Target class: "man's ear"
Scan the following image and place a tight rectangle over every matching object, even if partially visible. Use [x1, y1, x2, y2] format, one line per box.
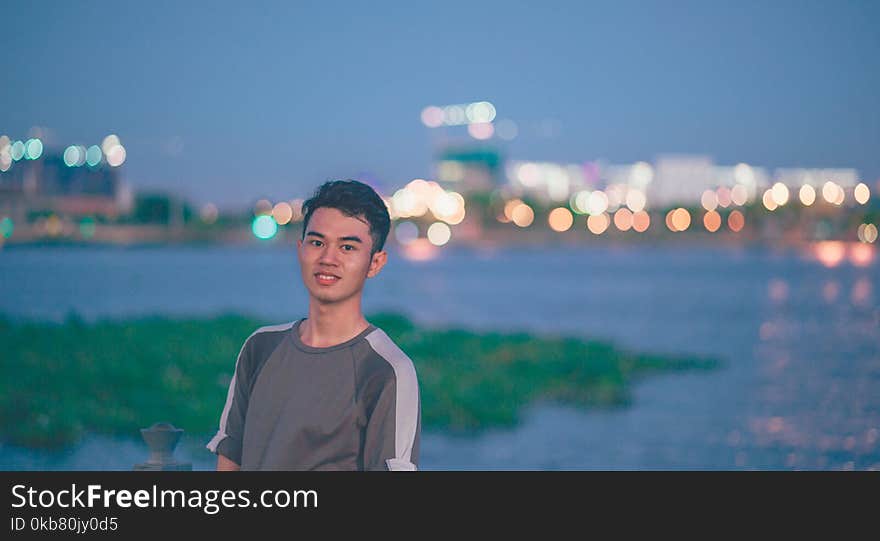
[367, 250, 387, 278]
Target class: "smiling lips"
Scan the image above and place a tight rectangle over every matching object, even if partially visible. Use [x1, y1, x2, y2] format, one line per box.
[315, 272, 340, 286]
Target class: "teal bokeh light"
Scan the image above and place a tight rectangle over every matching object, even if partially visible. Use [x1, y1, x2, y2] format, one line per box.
[24, 139, 43, 160]
[11, 141, 25, 161]
[63, 146, 80, 167]
[86, 145, 102, 166]
[79, 216, 96, 239]
[252, 215, 278, 240]
[0, 217, 13, 238]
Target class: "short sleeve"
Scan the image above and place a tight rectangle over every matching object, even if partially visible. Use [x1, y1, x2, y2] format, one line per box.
[363, 366, 421, 471]
[205, 337, 255, 466]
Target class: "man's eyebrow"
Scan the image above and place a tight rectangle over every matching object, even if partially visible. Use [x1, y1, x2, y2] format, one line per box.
[304, 231, 363, 243]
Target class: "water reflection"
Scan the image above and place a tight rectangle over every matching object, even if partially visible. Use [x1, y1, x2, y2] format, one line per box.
[851, 278, 872, 306]
[751, 266, 880, 469]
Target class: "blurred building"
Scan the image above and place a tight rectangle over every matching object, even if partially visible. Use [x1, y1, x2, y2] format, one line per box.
[434, 145, 504, 194]
[494, 151, 859, 209]
[0, 150, 132, 223]
[774, 168, 859, 189]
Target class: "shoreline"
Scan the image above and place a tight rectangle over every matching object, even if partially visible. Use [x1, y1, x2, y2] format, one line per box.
[0, 313, 718, 450]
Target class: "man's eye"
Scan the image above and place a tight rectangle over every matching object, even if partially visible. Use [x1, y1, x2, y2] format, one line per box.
[341, 245, 355, 251]
[310, 240, 323, 247]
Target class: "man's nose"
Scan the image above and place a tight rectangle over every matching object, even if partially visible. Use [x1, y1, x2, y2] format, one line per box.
[318, 246, 339, 265]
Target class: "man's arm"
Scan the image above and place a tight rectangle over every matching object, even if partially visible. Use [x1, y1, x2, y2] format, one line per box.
[206, 336, 255, 469]
[217, 454, 241, 471]
[363, 368, 421, 471]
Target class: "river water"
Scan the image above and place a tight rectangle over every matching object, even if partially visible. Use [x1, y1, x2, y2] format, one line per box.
[1, 243, 878, 469]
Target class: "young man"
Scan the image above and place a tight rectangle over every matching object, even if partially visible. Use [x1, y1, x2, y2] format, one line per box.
[207, 180, 421, 471]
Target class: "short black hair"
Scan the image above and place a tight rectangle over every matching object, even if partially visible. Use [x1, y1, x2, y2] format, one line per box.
[301, 180, 391, 254]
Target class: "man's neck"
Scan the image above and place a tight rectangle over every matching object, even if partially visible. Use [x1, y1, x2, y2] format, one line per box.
[300, 301, 369, 348]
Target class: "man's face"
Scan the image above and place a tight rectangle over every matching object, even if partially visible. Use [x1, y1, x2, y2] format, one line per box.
[296, 207, 387, 306]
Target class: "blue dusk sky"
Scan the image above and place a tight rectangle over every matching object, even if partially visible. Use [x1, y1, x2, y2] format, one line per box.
[3, 0, 878, 207]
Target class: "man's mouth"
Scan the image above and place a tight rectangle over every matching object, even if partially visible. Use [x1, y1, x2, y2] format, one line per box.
[314, 273, 340, 286]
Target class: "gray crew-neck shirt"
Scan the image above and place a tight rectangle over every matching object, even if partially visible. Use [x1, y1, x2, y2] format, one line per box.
[206, 319, 421, 471]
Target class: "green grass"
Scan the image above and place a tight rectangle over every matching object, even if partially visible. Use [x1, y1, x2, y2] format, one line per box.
[0, 313, 718, 448]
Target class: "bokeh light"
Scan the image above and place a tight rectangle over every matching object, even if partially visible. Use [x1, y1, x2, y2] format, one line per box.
[106, 144, 126, 167]
[701, 190, 718, 211]
[101, 134, 121, 155]
[401, 238, 436, 262]
[822, 181, 843, 205]
[762, 189, 778, 211]
[253, 199, 272, 216]
[548, 207, 574, 232]
[771, 182, 789, 206]
[799, 184, 816, 206]
[420, 106, 444, 128]
[511, 203, 535, 227]
[394, 221, 418, 245]
[813, 241, 846, 267]
[716, 186, 731, 208]
[613, 208, 633, 231]
[443, 105, 466, 125]
[503, 199, 523, 221]
[665, 209, 676, 231]
[605, 184, 625, 210]
[587, 191, 609, 215]
[631, 162, 654, 187]
[734, 163, 756, 187]
[200, 203, 219, 224]
[86, 145, 102, 167]
[1, 137, 12, 172]
[857, 223, 877, 243]
[252, 215, 278, 240]
[571, 190, 590, 214]
[465, 101, 496, 123]
[728, 210, 745, 232]
[431, 191, 457, 218]
[730, 184, 748, 206]
[440, 194, 466, 225]
[24, 138, 43, 160]
[63, 146, 82, 167]
[0, 217, 13, 238]
[45, 215, 62, 236]
[426, 222, 451, 246]
[438, 161, 464, 182]
[79, 217, 96, 239]
[467, 122, 494, 140]
[587, 213, 609, 234]
[632, 210, 650, 232]
[625, 189, 646, 212]
[289, 199, 305, 222]
[272, 202, 293, 225]
[849, 243, 874, 267]
[854, 182, 870, 205]
[11, 141, 25, 161]
[703, 210, 721, 232]
[667, 208, 690, 232]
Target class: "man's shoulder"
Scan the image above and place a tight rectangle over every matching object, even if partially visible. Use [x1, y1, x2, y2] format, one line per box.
[240, 320, 297, 359]
[361, 327, 418, 377]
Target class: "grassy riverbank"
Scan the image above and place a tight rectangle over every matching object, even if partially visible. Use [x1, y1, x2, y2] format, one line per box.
[0, 314, 718, 448]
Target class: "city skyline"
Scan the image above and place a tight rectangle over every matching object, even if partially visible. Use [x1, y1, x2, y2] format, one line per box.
[4, 0, 879, 208]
